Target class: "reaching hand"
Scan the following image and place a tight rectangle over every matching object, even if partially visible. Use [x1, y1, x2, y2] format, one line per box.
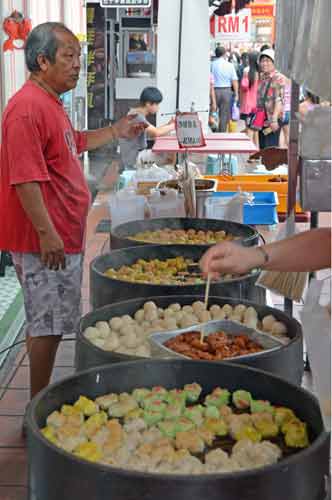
[167, 117, 176, 127]
[200, 242, 263, 278]
[39, 229, 66, 271]
[112, 115, 147, 140]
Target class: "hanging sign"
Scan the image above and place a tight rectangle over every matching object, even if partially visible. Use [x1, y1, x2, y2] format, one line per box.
[212, 9, 252, 42]
[100, 0, 151, 7]
[175, 112, 206, 148]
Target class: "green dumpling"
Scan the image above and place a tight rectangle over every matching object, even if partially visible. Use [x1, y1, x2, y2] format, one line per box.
[151, 386, 168, 400]
[232, 390, 252, 410]
[205, 388, 230, 408]
[158, 420, 178, 439]
[164, 404, 183, 420]
[175, 417, 195, 433]
[143, 410, 164, 427]
[183, 383, 202, 403]
[184, 405, 204, 426]
[141, 393, 165, 410]
[250, 399, 275, 415]
[204, 406, 220, 419]
[166, 389, 187, 408]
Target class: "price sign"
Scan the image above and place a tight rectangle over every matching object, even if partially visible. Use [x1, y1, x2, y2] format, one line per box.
[211, 9, 252, 42]
[175, 112, 206, 148]
[100, 0, 151, 7]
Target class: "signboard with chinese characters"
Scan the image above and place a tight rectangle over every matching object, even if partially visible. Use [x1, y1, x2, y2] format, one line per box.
[87, 3, 106, 129]
[175, 112, 206, 148]
[212, 9, 252, 42]
[250, 4, 274, 18]
[100, 0, 151, 7]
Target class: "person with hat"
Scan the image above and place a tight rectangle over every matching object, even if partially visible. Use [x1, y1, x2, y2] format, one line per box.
[257, 49, 285, 149]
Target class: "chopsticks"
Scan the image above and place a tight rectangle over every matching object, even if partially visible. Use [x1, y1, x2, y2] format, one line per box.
[200, 273, 212, 344]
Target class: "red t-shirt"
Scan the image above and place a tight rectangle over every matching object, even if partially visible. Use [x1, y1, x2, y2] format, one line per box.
[0, 80, 91, 254]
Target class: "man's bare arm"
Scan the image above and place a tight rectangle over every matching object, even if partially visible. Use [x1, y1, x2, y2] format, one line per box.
[15, 182, 65, 270]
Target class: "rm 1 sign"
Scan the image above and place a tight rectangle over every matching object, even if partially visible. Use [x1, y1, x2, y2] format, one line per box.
[211, 9, 252, 42]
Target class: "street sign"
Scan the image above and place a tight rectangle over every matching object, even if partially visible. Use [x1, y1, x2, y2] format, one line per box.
[175, 112, 206, 148]
[100, 0, 151, 7]
[212, 9, 252, 42]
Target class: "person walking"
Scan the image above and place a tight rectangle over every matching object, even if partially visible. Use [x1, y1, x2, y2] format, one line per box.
[240, 51, 259, 145]
[0, 22, 145, 410]
[257, 49, 285, 149]
[211, 46, 239, 132]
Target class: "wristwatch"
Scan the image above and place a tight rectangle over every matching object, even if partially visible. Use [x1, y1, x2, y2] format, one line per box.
[257, 246, 270, 265]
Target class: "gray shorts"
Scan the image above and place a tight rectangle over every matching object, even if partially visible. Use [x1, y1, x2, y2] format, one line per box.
[11, 253, 84, 338]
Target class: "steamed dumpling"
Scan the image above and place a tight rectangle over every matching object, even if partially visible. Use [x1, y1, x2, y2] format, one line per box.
[95, 322, 111, 338]
[262, 315, 277, 332]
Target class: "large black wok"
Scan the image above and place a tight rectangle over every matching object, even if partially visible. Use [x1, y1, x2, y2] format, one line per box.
[27, 360, 330, 500]
[110, 217, 261, 250]
[90, 245, 265, 309]
[76, 295, 304, 385]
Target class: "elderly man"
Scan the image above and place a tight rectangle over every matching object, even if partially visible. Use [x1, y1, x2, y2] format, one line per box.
[0, 22, 145, 405]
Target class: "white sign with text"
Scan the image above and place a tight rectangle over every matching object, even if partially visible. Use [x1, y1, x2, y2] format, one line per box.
[175, 112, 206, 148]
[214, 9, 252, 42]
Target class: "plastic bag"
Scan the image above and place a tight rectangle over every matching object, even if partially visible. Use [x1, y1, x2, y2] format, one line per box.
[131, 164, 173, 185]
[300, 278, 331, 430]
[231, 102, 240, 122]
[109, 189, 146, 228]
[148, 189, 185, 219]
[223, 191, 254, 224]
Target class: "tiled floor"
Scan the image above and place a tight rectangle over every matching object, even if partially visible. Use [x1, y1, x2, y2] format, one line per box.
[0, 157, 330, 499]
[0, 266, 25, 368]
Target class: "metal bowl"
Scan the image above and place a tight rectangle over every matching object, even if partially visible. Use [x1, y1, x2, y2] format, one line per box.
[27, 360, 330, 500]
[150, 320, 284, 360]
[90, 245, 265, 310]
[110, 217, 260, 251]
[157, 179, 217, 218]
[76, 295, 304, 385]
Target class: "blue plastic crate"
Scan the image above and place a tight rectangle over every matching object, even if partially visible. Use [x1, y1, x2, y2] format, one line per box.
[210, 191, 279, 225]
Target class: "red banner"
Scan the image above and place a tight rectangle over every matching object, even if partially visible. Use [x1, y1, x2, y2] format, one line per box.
[250, 4, 274, 17]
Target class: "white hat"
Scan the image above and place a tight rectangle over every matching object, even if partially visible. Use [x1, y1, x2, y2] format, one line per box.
[259, 49, 275, 63]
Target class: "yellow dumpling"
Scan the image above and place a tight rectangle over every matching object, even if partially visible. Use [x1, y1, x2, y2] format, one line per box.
[74, 396, 99, 416]
[74, 442, 103, 463]
[41, 426, 58, 445]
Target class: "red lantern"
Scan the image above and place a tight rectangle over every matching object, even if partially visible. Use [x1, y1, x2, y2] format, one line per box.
[3, 10, 32, 52]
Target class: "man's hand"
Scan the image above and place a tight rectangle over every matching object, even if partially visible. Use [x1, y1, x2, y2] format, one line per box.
[200, 242, 264, 279]
[112, 115, 147, 140]
[39, 229, 66, 271]
[167, 117, 175, 126]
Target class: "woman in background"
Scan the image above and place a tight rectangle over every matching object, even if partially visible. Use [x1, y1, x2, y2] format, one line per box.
[240, 51, 259, 145]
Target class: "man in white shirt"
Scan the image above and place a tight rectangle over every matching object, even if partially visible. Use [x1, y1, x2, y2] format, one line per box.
[211, 46, 239, 132]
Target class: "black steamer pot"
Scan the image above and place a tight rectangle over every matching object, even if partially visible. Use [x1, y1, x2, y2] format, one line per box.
[90, 245, 265, 310]
[76, 295, 304, 385]
[110, 217, 261, 250]
[27, 360, 330, 500]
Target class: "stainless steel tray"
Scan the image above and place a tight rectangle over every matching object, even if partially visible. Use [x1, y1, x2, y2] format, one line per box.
[149, 320, 284, 361]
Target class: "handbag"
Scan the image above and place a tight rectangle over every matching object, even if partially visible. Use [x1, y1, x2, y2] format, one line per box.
[248, 79, 272, 131]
